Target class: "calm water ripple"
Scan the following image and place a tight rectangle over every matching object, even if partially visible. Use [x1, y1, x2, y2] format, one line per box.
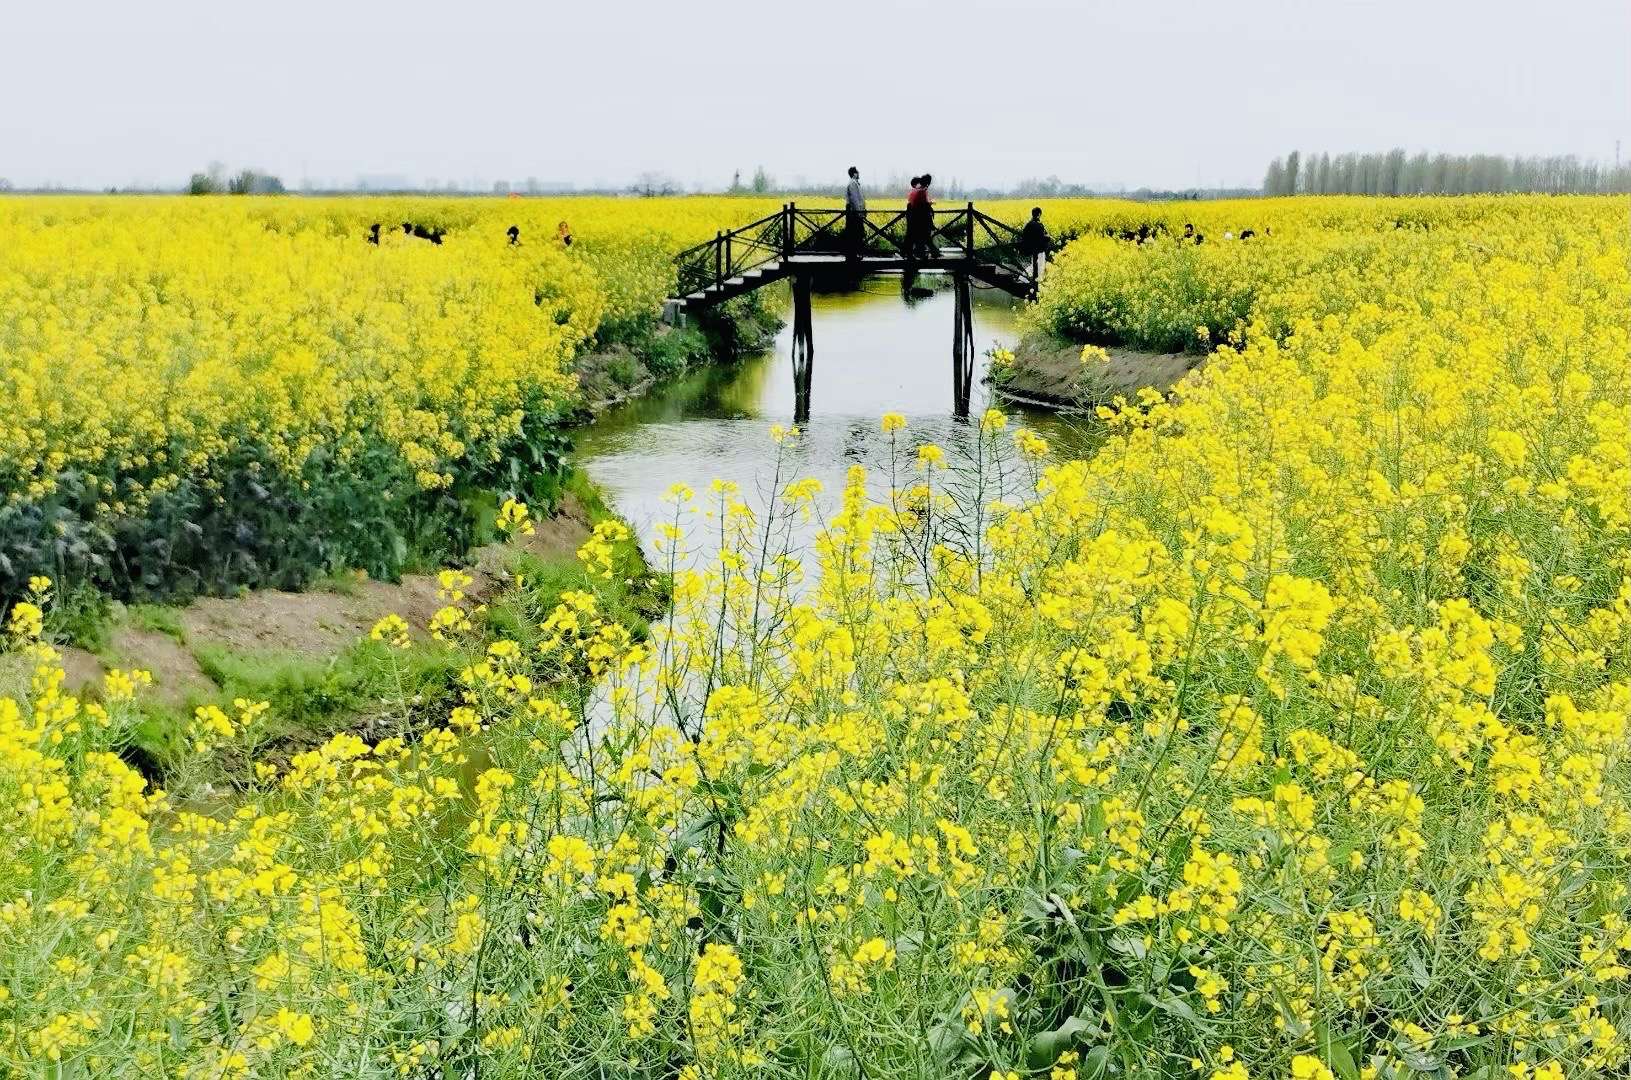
[576, 280, 1100, 559]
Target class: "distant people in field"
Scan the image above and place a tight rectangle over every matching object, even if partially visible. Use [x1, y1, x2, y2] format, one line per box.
[905, 174, 936, 260]
[557, 221, 573, 247]
[1106, 221, 1167, 244]
[1019, 206, 1054, 279]
[367, 222, 381, 245]
[506, 224, 521, 245]
[844, 166, 866, 260]
[1240, 228, 1256, 240]
[401, 221, 445, 244]
[1107, 221, 1218, 247]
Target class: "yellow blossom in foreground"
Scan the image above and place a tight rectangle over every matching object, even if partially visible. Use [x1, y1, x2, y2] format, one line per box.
[0, 194, 1627, 1078]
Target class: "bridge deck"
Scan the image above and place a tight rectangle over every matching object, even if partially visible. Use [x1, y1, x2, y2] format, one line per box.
[677, 252, 1013, 304]
[668, 203, 1041, 312]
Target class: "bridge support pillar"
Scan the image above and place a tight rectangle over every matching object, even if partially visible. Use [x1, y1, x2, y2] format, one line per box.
[951, 272, 975, 419]
[791, 271, 814, 425]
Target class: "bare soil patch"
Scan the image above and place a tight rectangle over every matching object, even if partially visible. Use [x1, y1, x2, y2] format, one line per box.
[992, 334, 1204, 409]
[48, 496, 594, 705]
[110, 627, 218, 707]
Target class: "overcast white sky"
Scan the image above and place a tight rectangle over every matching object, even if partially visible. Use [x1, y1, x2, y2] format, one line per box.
[3, 0, 1628, 191]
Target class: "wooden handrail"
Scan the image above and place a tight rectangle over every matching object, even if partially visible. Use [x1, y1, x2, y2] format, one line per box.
[674, 204, 1039, 299]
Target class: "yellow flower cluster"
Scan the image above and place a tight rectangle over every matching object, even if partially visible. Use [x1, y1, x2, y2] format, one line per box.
[0, 194, 784, 602]
[0, 195, 1626, 1077]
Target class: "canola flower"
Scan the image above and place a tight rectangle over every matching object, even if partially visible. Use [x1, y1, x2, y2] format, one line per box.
[0, 195, 1627, 1077]
[0, 195, 786, 604]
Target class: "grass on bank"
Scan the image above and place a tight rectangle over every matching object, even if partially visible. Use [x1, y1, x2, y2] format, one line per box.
[36, 468, 662, 789]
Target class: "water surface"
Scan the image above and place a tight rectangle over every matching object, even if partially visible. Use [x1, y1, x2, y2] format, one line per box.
[576, 280, 1098, 557]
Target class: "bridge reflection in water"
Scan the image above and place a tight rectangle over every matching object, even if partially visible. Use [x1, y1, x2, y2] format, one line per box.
[665, 204, 1040, 422]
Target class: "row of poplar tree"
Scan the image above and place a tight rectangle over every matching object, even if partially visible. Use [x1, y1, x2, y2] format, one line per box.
[1263, 149, 1631, 196]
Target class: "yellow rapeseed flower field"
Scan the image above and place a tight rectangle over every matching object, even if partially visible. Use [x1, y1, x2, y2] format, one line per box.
[0, 195, 1628, 1077]
[0, 195, 782, 602]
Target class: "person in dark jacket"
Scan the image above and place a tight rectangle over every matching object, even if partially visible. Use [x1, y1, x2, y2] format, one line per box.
[1019, 206, 1053, 279]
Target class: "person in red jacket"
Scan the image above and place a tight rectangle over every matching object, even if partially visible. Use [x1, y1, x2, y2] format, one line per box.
[904, 174, 936, 261]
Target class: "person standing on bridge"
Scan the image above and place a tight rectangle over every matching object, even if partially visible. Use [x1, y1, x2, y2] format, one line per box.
[905, 174, 936, 261]
[844, 166, 866, 261]
[1019, 206, 1054, 281]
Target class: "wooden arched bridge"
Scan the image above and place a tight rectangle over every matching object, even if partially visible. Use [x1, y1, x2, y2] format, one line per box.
[665, 203, 1042, 421]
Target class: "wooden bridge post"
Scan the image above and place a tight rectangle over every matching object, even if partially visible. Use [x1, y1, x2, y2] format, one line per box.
[965, 202, 976, 258]
[791, 270, 814, 425]
[782, 203, 794, 260]
[951, 272, 975, 418]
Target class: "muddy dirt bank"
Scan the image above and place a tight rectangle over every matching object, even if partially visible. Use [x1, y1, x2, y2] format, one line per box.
[33, 496, 596, 709]
[989, 333, 1204, 409]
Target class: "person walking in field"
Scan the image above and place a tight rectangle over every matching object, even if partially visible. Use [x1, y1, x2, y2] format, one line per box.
[844, 166, 867, 261]
[1019, 206, 1053, 282]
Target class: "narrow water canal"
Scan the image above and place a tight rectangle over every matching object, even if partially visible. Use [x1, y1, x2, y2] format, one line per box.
[575, 280, 1097, 555]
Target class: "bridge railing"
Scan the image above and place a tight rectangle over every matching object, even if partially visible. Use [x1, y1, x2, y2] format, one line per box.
[673, 203, 1039, 299]
[674, 209, 788, 296]
[787, 205, 977, 260]
[965, 211, 1038, 285]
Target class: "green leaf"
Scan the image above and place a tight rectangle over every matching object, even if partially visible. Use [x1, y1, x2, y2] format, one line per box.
[1398, 1047, 1441, 1073]
[1324, 1039, 1360, 1080]
[822, 1045, 854, 1071]
[1148, 991, 1201, 1024]
[1313, 1021, 1362, 1080]
[1026, 1015, 1094, 1069]
[1108, 933, 1148, 961]
[893, 929, 925, 957]
[926, 1018, 966, 1065]
[1048, 891, 1081, 932]
[1165, 829, 1192, 873]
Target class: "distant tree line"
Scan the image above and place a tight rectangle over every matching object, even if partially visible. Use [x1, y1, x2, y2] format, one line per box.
[725, 166, 777, 195]
[631, 171, 684, 197]
[1264, 149, 1631, 196]
[705, 168, 1255, 203]
[187, 162, 286, 195]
